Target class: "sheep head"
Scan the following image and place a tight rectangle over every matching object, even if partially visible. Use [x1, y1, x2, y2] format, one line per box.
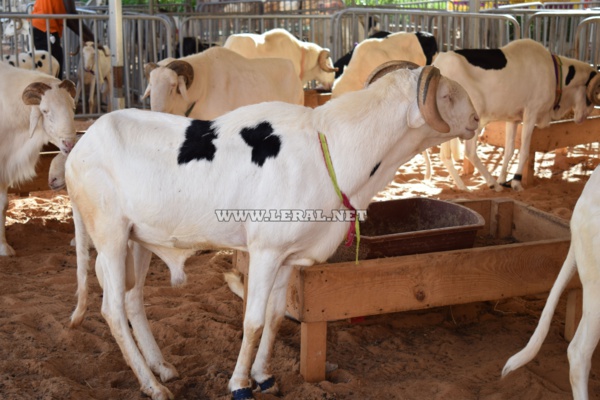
[143, 60, 194, 116]
[22, 80, 77, 154]
[311, 49, 337, 90]
[366, 61, 477, 137]
[586, 72, 600, 106]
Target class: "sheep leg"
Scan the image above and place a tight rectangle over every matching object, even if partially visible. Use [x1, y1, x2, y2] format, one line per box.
[105, 70, 113, 112]
[125, 242, 179, 383]
[498, 121, 518, 186]
[0, 186, 16, 256]
[509, 118, 536, 191]
[97, 231, 173, 400]
[229, 250, 282, 398]
[463, 129, 501, 191]
[568, 285, 600, 400]
[70, 202, 93, 327]
[439, 139, 468, 191]
[251, 264, 294, 393]
[88, 74, 97, 113]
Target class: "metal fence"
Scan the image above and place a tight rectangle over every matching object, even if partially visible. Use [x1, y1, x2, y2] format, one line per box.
[1, 11, 173, 117]
[331, 8, 520, 57]
[574, 15, 600, 66]
[2, 6, 600, 120]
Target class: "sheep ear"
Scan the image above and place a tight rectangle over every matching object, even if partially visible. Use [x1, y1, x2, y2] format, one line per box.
[177, 76, 190, 103]
[29, 106, 42, 138]
[142, 84, 151, 100]
[407, 101, 425, 128]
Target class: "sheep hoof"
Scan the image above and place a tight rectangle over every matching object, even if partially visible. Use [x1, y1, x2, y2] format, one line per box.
[158, 362, 179, 382]
[255, 376, 277, 393]
[142, 383, 174, 400]
[231, 386, 254, 400]
[0, 243, 16, 256]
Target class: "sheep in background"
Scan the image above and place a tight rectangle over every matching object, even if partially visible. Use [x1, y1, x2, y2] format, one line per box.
[224, 28, 338, 89]
[2, 50, 60, 77]
[433, 39, 600, 191]
[143, 47, 304, 120]
[0, 62, 77, 256]
[72, 42, 112, 113]
[331, 31, 438, 98]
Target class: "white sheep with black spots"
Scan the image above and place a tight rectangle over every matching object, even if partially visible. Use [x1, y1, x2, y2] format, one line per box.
[432, 39, 600, 191]
[66, 65, 479, 399]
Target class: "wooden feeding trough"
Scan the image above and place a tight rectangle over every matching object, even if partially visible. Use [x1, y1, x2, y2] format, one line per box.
[234, 198, 580, 383]
[329, 198, 484, 261]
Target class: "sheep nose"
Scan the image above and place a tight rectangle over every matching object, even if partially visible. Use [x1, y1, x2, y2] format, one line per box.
[62, 139, 75, 153]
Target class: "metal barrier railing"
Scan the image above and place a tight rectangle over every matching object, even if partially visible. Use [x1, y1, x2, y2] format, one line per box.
[331, 8, 520, 58]
[575, 15, 600, 67]
[3, 7, 598, 121]
[178, 13, 335, 52]
[1, 12, 173, 117]
[525, 10, 600, 57]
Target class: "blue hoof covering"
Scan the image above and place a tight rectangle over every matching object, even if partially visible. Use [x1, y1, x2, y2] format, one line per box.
[257, 376, 276, 392]
[231, 387, 253, 400]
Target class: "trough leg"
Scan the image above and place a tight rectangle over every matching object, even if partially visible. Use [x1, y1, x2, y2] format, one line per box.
[300, 321, 328, 383]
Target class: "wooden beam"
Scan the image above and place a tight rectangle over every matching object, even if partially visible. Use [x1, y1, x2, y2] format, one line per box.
[480, 116, 600, 186]
[287, 239, 573, 323]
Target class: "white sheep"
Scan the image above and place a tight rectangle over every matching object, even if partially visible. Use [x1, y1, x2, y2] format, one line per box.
[432, 39, 600, 191]
[2, 50, 60, 77]
[331, 31, 438, 98]
[142, 46, 304, 120]
[223, 28, 338, 89]
[66, 65, 478, 399]
[3, 18, 31, 52]
[73, 42, 113, 113]
[502, 165, 600, 400]
[0, 62, 77, 256]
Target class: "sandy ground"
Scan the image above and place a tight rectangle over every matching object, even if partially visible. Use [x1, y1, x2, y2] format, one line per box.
[1, 135, 600, 400]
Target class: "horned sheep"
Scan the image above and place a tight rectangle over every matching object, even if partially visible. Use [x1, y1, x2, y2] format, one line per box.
[66, 65, 478, 399]
[223, 28, 338, 89]
[143, 46, 305, 120]
[502, 165, 600, 400]
[432, 38, 600, 191]
[72, 42, 113, 113]
[0, 62, 77, 256]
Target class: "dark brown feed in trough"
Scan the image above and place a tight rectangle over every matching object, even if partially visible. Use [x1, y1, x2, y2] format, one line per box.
[330, 198, 485, 261]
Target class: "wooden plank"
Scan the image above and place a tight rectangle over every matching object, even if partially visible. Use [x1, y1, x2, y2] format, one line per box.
[287, 239, 573, 323]
[300, 321, 327, 382]
[511, 202, 570, 242]
[481, 116, 600, 151]
[453, 198, 493, 236]
[304, 89, 331, 108]
[493, 199, 514, 239]
[480, 117, 600, 186]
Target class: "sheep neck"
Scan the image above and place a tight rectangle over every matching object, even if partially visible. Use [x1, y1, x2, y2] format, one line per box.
[551, 52, 563, 111]
[318, 131, 360, 263]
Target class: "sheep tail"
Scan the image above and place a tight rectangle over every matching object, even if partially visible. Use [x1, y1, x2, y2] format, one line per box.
[69, 203, 92, 328]
[501, 244, 577, 378]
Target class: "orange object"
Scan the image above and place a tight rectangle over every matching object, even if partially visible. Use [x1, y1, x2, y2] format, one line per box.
[31, 0, 67, 36]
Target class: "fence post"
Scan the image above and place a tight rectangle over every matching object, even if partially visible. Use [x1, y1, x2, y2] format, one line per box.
[108, 0, 125, 111]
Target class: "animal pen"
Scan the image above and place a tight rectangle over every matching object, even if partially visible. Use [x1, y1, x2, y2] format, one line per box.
[2, 0, 600, 385]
